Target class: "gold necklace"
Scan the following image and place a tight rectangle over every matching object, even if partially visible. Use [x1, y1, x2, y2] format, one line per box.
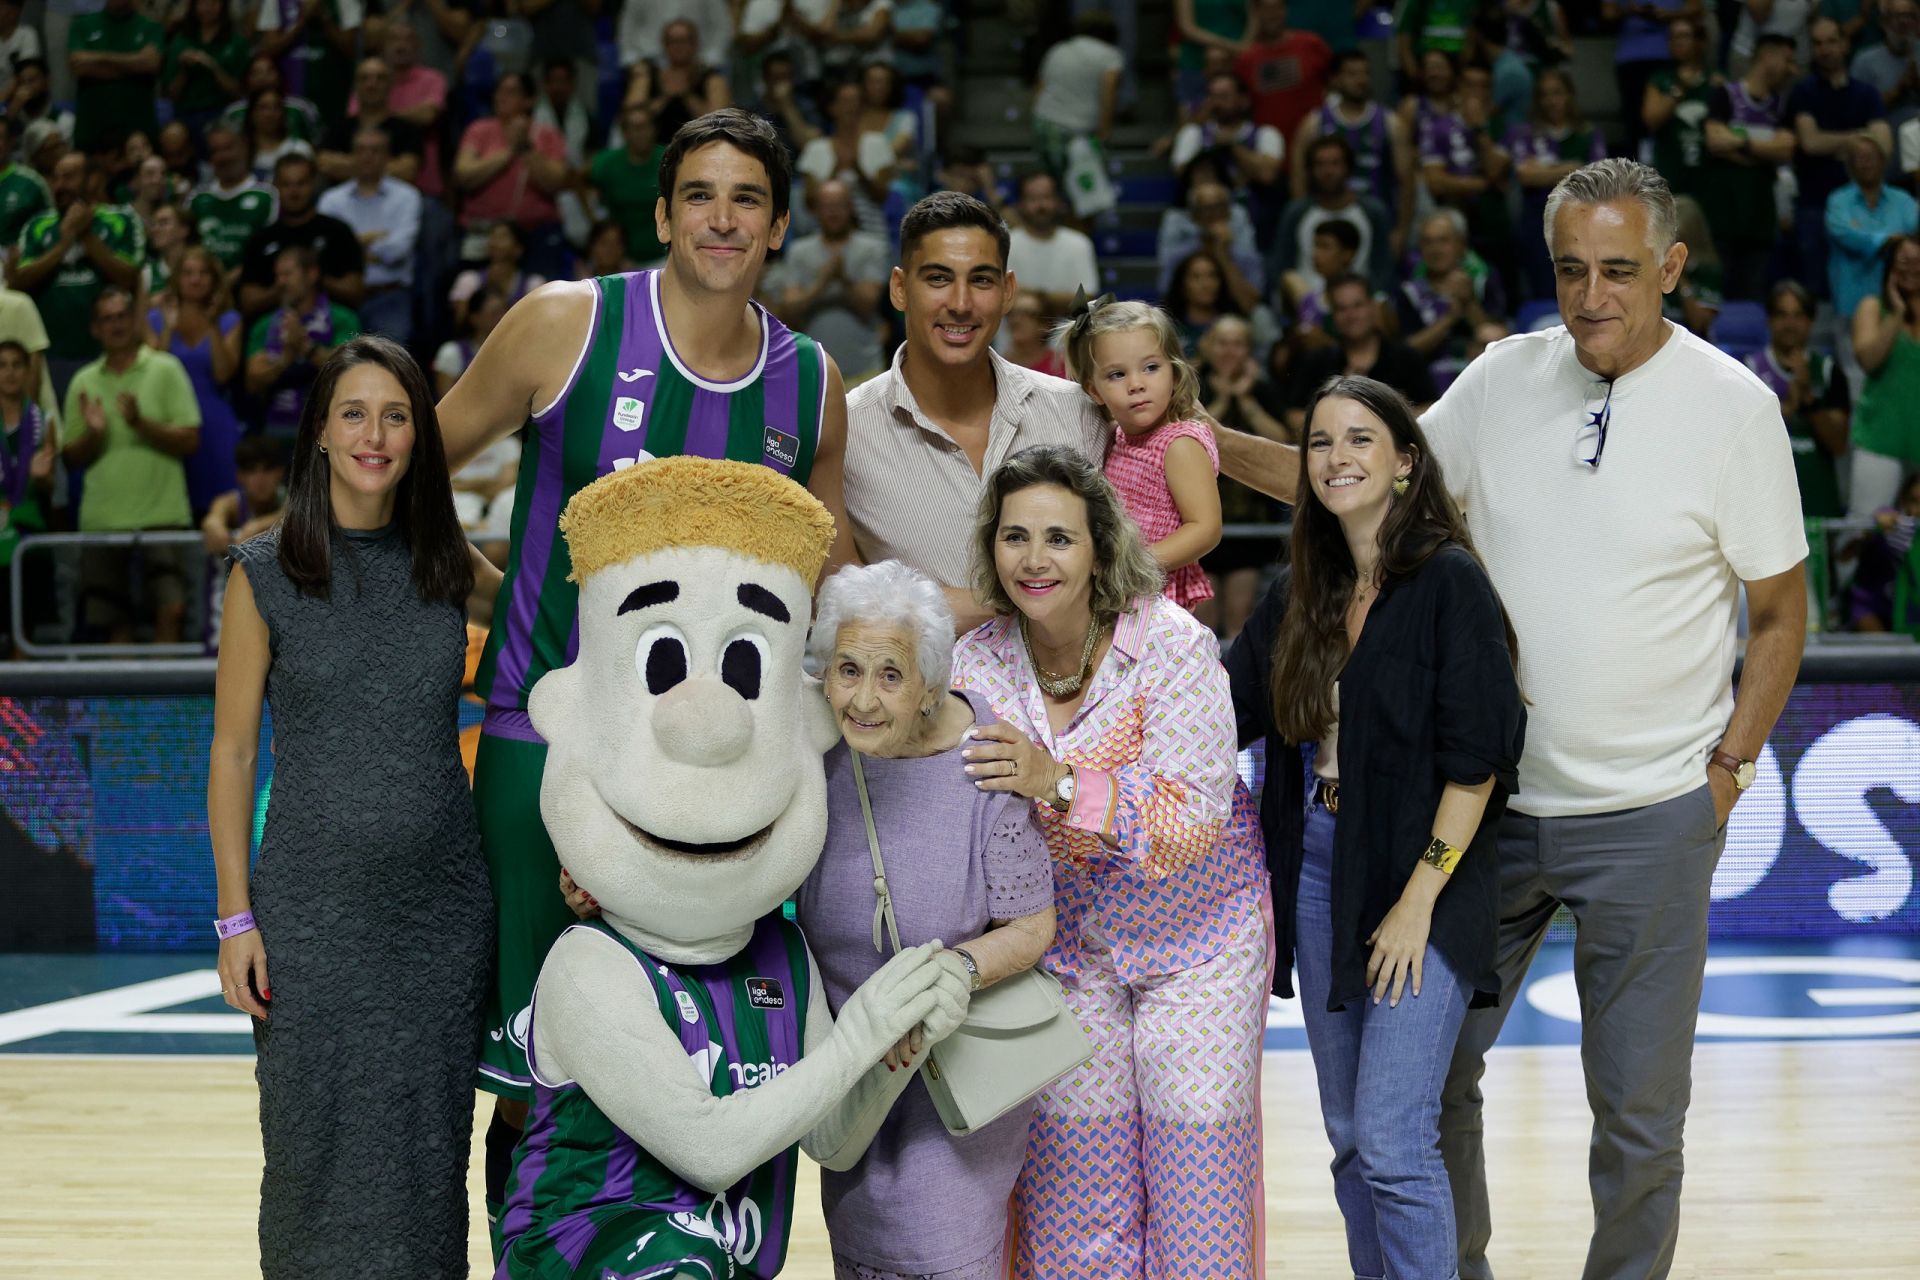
[1021, 613, 1102, 697]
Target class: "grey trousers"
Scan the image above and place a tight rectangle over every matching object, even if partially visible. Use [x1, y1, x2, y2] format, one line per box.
[1440, 785, 1725, 1280]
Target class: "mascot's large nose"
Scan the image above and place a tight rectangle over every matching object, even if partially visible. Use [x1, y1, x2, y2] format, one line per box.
[651, 680, 755, 766]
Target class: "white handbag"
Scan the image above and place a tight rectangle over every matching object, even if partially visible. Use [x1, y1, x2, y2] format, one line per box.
[850, 750, 1093, 1137]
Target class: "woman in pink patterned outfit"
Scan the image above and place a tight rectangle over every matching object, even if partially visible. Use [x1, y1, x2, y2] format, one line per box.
[951, 444, 1273, 1279]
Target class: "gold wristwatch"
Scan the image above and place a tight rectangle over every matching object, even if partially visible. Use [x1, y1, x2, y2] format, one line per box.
[1709, 749, 1756, 791]
[1048, 766, 1075, 814]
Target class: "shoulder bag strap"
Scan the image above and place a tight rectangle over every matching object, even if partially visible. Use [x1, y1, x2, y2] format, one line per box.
[849, 749, 903, 956]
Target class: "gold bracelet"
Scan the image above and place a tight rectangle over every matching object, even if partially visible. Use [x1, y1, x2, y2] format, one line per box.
[1421, 836, 1464, 875]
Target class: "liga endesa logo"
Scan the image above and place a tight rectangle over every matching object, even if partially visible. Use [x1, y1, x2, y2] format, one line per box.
[1711, 712, 1920, 926]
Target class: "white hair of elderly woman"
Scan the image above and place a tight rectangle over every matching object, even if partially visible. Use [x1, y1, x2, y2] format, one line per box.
[809, 560, 957, 696]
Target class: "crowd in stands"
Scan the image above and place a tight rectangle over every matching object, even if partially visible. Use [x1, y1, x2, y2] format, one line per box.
[2, 0, 1918, 653]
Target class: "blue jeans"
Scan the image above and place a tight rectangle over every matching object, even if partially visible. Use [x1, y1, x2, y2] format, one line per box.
[1297, 801, 1469, 1280]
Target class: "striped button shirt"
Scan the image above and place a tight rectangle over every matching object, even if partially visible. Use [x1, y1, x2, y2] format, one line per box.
[843, 344, 1109, 588]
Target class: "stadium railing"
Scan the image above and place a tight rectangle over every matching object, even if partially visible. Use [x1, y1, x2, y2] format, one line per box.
[8, 532, 214, 660]
[5, 521, 1916, 679]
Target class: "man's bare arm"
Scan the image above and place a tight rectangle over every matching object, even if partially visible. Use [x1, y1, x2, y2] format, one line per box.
[1710, 561, 1805, 824]
[1210, 421, 1301, 503]
[805, 353, 860, 579]
[438, 280, 597, 471]
[1721, 563, 1807, 762]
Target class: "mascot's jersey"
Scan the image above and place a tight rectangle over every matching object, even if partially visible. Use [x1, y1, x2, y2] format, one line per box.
[495, 915, 812, 1280]
[474, 267, 828, 741]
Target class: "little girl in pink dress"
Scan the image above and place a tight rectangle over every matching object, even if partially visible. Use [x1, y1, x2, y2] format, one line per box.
[1057, 297, 1223, 611]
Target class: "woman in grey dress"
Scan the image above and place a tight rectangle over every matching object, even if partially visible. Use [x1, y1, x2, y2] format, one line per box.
[794, 560, 1057, 1280]
[208, 335, 501, 1278]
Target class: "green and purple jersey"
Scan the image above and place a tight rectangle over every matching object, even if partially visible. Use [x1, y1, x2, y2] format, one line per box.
[494, 915, 812, 1279]
[474, 268, 827, 746]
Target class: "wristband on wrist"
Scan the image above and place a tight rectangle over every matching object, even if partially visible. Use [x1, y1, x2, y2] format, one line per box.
[1420, 837, 1464, 875]
[215, 909, 257, 940]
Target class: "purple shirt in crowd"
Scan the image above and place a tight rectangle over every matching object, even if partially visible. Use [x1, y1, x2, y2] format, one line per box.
[1419, 107, 1481, 176]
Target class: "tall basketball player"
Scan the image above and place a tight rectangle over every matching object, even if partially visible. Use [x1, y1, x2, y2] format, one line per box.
[437, 109, 854, 1210]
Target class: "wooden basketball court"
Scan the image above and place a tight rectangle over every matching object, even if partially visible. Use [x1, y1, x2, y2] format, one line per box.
[4, 1038, 1915, 1277]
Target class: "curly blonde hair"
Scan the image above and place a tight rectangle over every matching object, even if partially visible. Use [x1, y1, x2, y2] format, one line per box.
[1053, 298, 1202, 427]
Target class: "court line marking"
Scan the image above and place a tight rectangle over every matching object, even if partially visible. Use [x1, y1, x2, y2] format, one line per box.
[0, 1051, 252, 1063]
[1527, 955, 1920, 1038]
[0, 971, 226, 1047]
[10, 958, 1920, 1052]
[1808, 988, 1920, 1006]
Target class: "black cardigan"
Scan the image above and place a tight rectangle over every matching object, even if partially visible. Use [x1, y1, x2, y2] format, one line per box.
[1223, 545, 1525, 1010]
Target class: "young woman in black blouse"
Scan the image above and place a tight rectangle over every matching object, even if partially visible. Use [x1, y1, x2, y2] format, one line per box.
[1223, 374, 1523, 1280]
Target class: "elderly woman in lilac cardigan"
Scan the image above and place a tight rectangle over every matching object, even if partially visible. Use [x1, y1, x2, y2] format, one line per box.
[795, 559, 1057, 1280]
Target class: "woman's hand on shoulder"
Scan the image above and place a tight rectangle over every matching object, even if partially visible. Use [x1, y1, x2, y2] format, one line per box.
[961, 720, 1065, 803]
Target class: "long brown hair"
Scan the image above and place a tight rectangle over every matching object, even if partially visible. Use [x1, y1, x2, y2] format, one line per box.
[1270, 376, 1516, 743]
[278, 335, 474, 604]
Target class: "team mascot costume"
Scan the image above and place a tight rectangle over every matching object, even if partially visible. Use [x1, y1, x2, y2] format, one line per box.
[494, 457, 973, 1279]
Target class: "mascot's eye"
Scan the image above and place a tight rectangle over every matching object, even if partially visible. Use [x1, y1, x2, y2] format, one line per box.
[635, 622, 689, 695]
[721, 635, 767, 700]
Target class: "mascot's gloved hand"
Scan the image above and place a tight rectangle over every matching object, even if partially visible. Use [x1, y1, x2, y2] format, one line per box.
[918, 951, 974, 1046]
[829, 940, 961, 1065]
[883, 949, 973, 1071]
[803, 944, 971, 1171]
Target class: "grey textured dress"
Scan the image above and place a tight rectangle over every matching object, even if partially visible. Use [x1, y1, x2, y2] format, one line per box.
[231, 524, 493, 1279]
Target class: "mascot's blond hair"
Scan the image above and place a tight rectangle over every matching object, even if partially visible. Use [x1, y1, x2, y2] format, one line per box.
[561, 456, 837, 587]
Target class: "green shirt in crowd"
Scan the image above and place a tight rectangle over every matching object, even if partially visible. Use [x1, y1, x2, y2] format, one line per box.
[216, 95, 323, 143]
[70, 7, 165, 154]
[189, 180, 280, 269]
[0, 405, 51, 568]
[0, 165, 50, 249]
[1649, 70, 1719, 200]
[587, 144, 666, 262]
[1853, 328, 1920, 467]
[60, 345, 200, 533]
[1396, 0, 1475, 56]
[1178, 0, 1250, 71]
[17, 205, 146, 362]
[165, 28, 254, 116]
